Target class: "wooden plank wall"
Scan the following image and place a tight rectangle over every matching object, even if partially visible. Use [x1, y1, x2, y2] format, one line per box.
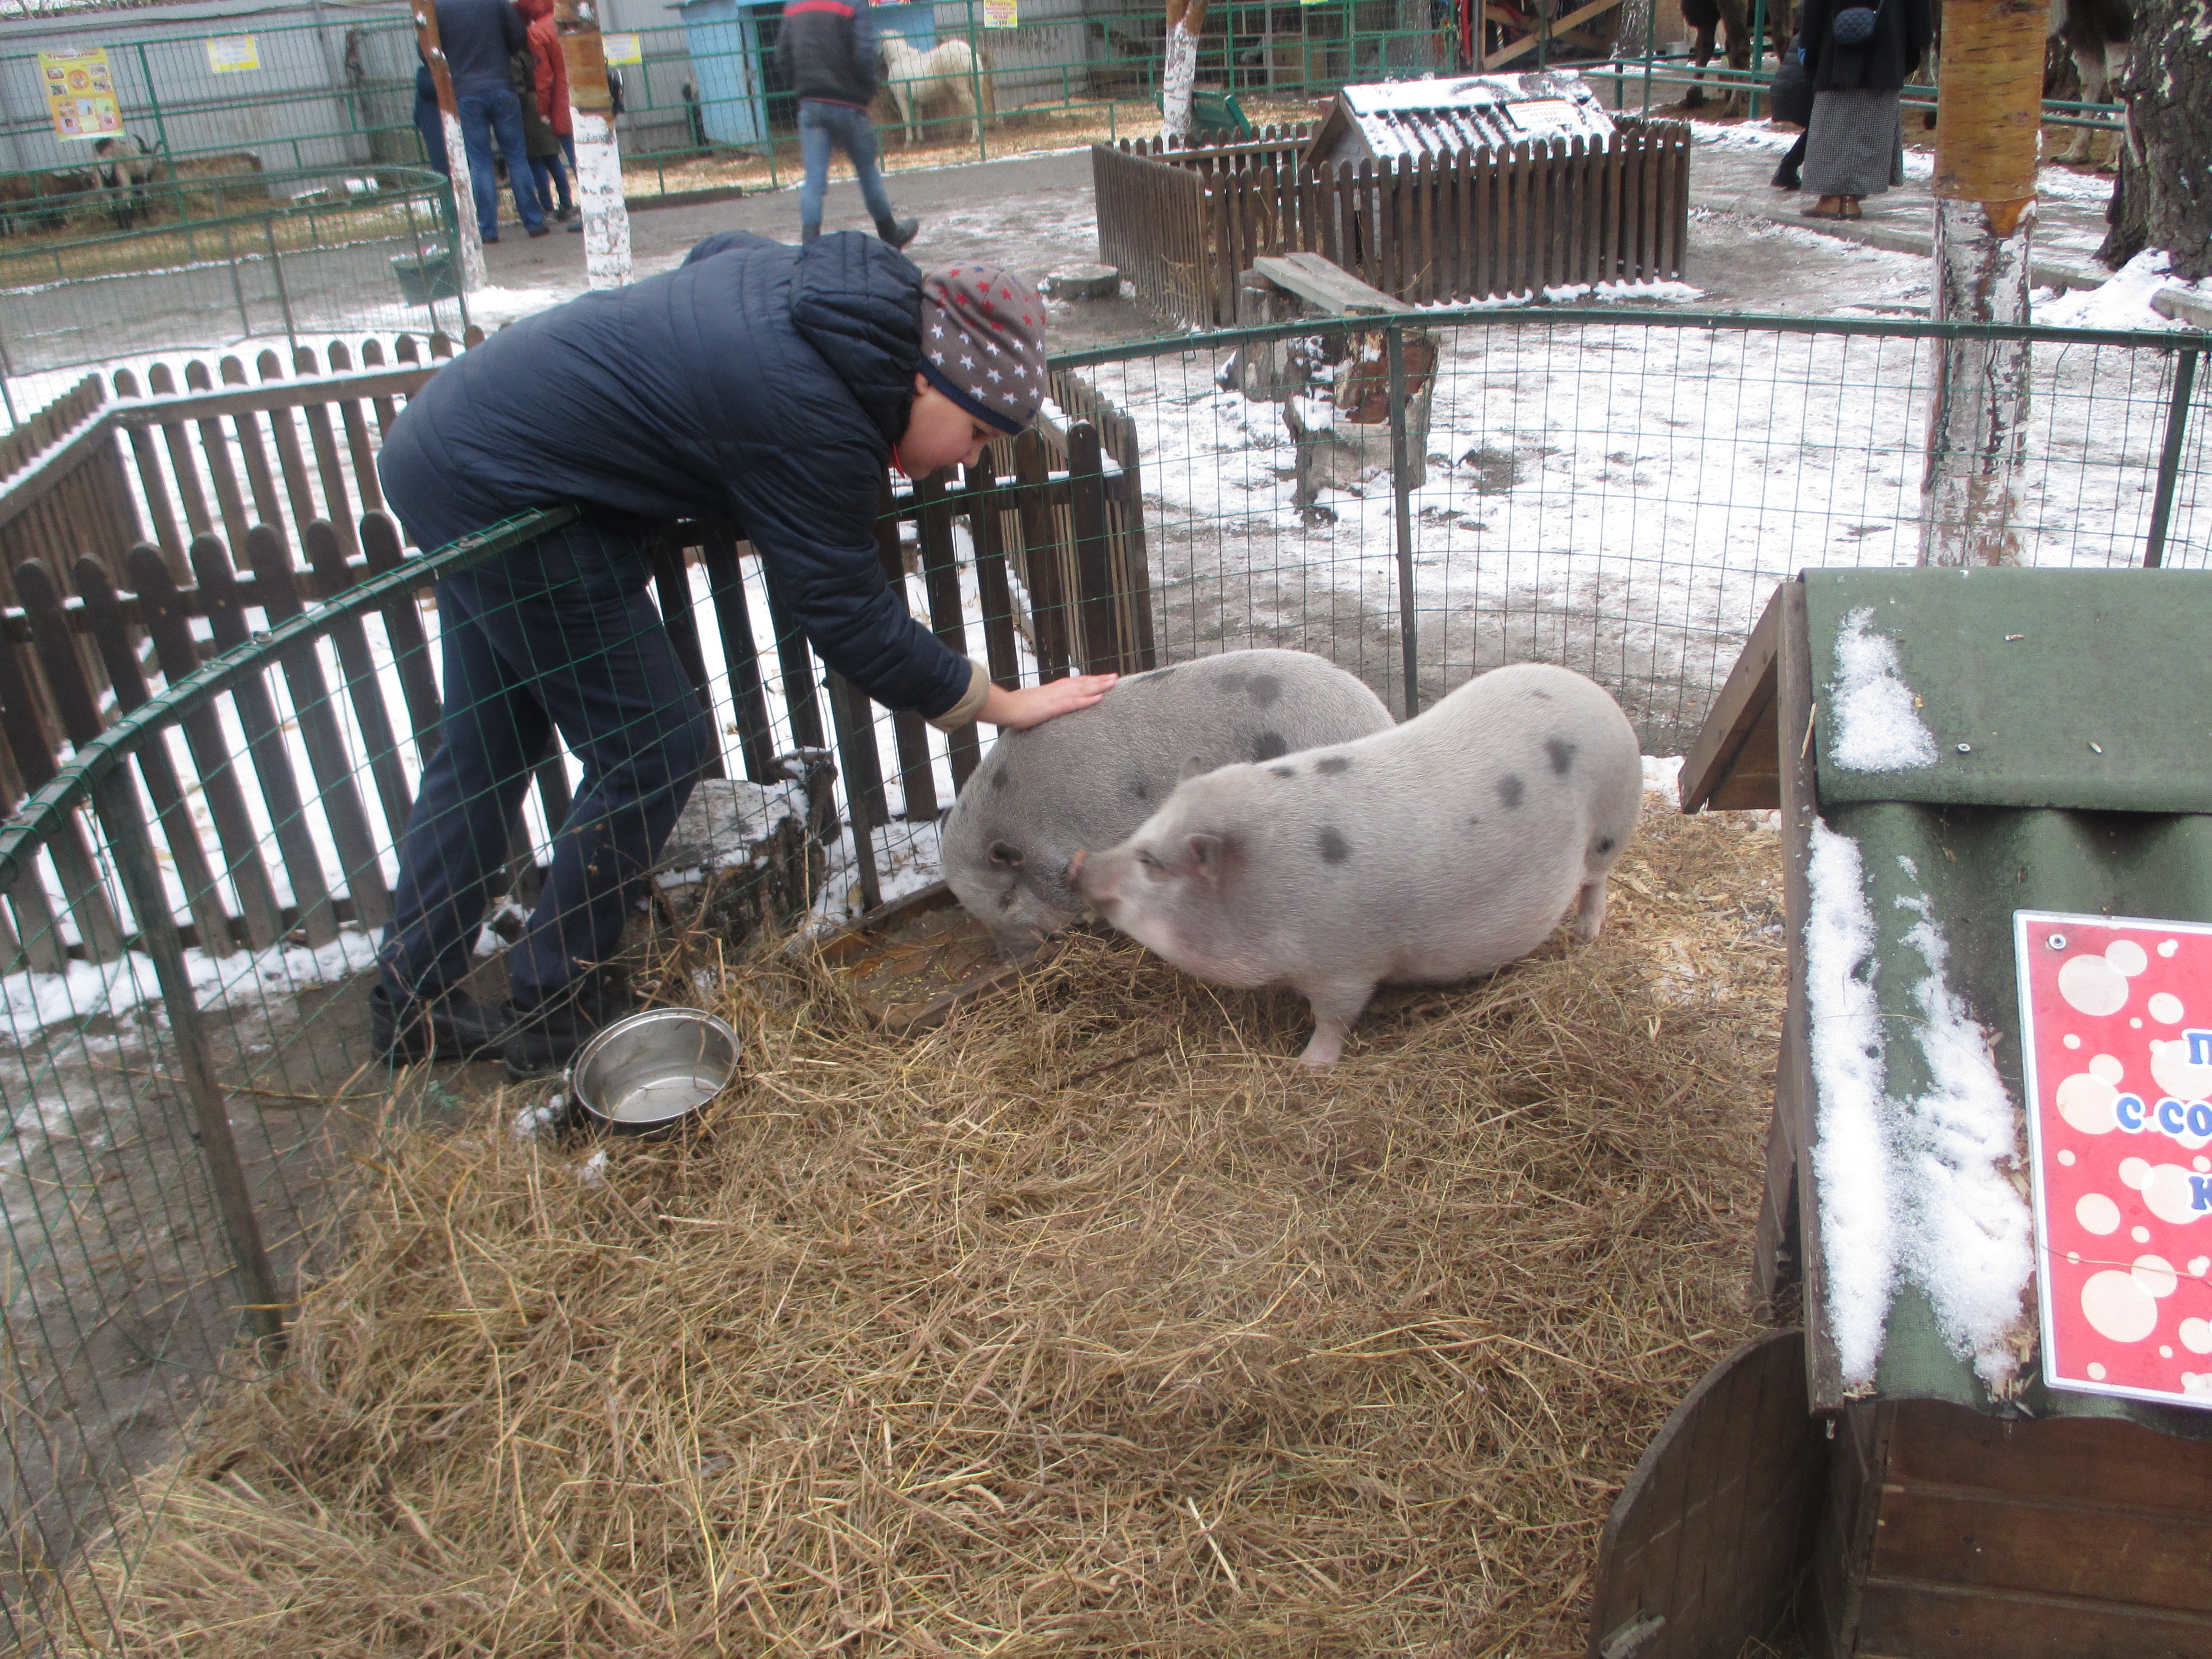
[1097, 119, 1694, 326]
[0, 349, 1152, 964]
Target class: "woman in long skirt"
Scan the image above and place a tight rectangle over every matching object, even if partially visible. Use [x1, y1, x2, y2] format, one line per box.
[1796, 0, 1934, 220]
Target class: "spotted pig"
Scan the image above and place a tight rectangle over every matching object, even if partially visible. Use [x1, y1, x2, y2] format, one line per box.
[941, 649, 1393, 956]
[1072, 662, 1641, 1064]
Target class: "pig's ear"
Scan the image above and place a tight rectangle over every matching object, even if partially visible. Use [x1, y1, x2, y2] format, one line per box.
[1186, 832, 1229, 882]
[1179, 754, 1210, 781]
[988, 841, 1024, 868]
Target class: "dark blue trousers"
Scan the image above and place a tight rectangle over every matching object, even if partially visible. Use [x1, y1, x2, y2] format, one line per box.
[377, 519, 715, 1008]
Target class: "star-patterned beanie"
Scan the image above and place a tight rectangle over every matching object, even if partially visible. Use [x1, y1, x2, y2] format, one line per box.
[918, 264, 1047, 436]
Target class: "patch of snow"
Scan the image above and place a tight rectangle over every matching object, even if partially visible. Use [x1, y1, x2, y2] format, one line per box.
[1827, 607, 1937, 772]
[515, 1094, 566, 1141]
[576, 1148, 608, 1186]
[2035, 249, 2180, 332]
[1641, 754, 1684, 796]
[1804, 817, 1899, 1389]
[1890, 893, 2036, 1394]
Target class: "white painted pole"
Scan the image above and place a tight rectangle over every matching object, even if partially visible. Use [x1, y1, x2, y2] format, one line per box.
[559, 8, 634, 289]
[414, 5, 486, 293]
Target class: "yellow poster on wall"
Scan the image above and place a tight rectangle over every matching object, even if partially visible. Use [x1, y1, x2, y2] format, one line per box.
[983, 0, 1017, 26]
[38, 48, 122, 141]
[602, 33, 643, 64]
[205, 36, 261, 73]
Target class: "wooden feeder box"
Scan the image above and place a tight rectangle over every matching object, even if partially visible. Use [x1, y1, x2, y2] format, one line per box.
[1303, 69, 1617, 169]
[1591, 569, 2212, 1659]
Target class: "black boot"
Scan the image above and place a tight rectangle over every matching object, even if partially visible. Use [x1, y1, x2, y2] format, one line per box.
[876, 216, 919, 251]
[370, 979, 511, 1065]
[502, 974, 641, 1081]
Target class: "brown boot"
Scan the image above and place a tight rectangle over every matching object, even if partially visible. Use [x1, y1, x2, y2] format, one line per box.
[1800, 195, 1848, 221]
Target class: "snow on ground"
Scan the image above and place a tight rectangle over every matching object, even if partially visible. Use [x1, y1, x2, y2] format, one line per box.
[2038, 249, 2188, 332]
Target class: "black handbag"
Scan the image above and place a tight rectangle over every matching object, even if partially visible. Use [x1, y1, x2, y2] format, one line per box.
[1831, 1, 1880, 46]
[1769, 53, 1814, 126]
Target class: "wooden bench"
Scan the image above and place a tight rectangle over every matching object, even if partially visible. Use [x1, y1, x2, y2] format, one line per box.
[1248, 251, 1415, 318]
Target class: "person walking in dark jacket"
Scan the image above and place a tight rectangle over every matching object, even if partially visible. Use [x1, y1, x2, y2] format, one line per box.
[436, 0, 547, 240]
[776, 0, 917, 248]
[1797, 0, 1934, 219]
[370, 234, 1104, 1077]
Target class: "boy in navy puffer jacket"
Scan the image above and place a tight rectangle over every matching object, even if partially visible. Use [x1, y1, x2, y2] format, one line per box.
[370, 237, 1106, 1077]
[776, 0, 917, 248]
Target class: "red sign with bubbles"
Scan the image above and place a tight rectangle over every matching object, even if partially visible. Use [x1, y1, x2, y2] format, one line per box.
[2016, 911, 2212, 1409]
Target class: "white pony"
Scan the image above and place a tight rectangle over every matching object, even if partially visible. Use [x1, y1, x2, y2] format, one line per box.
[879, 36, 991, 147]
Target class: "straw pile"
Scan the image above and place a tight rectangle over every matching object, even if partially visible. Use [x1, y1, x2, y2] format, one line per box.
[68, 802, 1787, 1657]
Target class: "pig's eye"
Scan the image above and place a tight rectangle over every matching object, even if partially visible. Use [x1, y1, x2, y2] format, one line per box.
[1135, 849, 1162, 874]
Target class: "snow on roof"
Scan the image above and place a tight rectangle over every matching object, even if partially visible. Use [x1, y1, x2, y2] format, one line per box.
[1805, 818, 1899, 1390]
[1805, 816, 2037, 1396]
[1322, 71, 1616, 162]
[1828, 606, 1938, 771]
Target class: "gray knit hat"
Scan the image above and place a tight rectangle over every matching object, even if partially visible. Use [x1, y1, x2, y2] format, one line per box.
[918, 264, 1047, 436]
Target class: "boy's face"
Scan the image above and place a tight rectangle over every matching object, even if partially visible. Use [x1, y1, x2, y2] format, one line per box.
[899, 375, 1002, 476]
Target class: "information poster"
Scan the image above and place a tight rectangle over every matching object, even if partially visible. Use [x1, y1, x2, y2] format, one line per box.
[38, 48, 121, 141]
[2016, 911, 2212, 1409]
[983, 0, 1018, 28]
[205, 36, 260, 74]
[601, 33, 642, 65]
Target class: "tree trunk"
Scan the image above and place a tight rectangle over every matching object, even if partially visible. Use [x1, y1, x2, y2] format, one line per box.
[413, 3, 486, 293]
[1161, 0, 1211, 142]
[558, 6, 634, 291]
[1919, 0, 2044, 569]
[2099, 0, 2212, 278]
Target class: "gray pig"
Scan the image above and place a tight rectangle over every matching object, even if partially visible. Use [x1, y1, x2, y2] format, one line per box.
[941, 649, 1393, 955]
[1072, 662, 1641, 1065]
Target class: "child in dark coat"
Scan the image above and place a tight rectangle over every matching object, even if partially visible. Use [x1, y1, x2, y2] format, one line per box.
[371, 235, 1105, 1075]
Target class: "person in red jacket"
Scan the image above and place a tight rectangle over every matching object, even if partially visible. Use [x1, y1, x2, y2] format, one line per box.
[515, 0, 578, 227]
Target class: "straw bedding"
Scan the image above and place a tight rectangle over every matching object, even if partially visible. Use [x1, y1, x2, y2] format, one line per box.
[68, 802, 1787, 1657]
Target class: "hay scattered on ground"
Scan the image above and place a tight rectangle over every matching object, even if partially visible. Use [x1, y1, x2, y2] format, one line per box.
[67, 802, 1785, 1657]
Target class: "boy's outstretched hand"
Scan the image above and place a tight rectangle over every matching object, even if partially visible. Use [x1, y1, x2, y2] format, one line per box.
[980, 673, 1118, 729]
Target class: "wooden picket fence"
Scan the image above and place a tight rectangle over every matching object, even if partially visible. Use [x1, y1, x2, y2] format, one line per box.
[1095, 118, 1693, 327]
[0, 337, 1152, 966]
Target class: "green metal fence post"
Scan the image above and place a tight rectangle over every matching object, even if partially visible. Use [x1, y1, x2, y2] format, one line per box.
[2143, 346, 2200, 570]
[88, 769, 286, 1349]
[1747, 0, 1767, 120]
[968, 0, 988, 165]
[132, 42, 174, 160]
[1387, 321, 1419, 718]
[263, 215, 298, 352]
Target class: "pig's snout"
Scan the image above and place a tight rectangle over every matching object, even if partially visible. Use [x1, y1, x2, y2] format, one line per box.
[1070, 847, 1119, 908]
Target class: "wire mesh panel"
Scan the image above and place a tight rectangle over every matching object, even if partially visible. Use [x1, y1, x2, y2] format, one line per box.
[0, 307, 2201, 1652]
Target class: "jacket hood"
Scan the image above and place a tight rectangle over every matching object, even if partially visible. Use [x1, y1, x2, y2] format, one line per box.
[789, 233, 926, 448]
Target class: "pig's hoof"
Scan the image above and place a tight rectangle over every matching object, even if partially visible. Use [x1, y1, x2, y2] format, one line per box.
[1298, 1035, 1345, 1066]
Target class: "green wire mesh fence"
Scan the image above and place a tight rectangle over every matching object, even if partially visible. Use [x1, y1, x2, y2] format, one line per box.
[0, 305, 2201, 1648]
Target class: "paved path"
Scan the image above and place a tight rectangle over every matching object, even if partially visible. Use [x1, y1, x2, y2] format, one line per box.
[1685, 126, 2116, 292]
[468, 124, 2118, 348]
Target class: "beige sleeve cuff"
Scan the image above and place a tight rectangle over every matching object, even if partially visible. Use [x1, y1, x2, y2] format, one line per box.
[926, 658, 992, 732]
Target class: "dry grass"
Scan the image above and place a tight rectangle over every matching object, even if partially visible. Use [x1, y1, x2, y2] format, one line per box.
[62, 801, 1786, 1657]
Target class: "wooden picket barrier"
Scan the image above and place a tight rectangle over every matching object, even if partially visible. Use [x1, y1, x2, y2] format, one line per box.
[1096, 118, 1693, 327]
[0, 336, 1151, 965]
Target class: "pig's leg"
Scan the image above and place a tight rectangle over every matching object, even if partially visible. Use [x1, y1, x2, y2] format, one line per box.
[1296, 975, 1376, 1067]
[1575, 876, 1608, 942]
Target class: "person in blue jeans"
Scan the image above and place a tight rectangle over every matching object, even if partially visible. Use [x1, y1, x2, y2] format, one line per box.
[777, 0, 917, 247]
[369, 236, 1102, 1078]
[434, 0, 547, 240]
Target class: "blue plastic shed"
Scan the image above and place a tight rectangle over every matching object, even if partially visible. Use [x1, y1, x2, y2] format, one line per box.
[674, 0, 779, 146]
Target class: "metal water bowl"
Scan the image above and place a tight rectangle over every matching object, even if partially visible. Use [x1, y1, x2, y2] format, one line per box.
[569, 1008, 741, 1134]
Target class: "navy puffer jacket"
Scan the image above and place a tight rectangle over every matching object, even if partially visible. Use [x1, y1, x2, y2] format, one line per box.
[378, 230, 969, 719]
[776, 0, 879, 108]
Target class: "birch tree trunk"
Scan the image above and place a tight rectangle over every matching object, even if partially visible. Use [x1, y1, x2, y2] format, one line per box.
[1919, 0, 2044, 568]
[1161, 0, 1211, 142]
[558, 3, 633, 290]
[413, 3, 485, 293]
[2099, 0, 2212, 279]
